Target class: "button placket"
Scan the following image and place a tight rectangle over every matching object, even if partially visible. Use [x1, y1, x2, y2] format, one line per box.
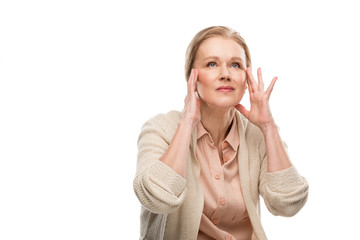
[208, 134, 231, 228]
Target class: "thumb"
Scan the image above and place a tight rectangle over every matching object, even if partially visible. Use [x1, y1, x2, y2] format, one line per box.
[235, 104, 249, 118]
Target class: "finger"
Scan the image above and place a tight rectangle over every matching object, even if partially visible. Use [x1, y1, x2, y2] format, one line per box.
[187, 69, 195, 95]
[245, 80, 252, 99]
[192, 69, 198, 92]
[266, 76, 278, 97]
[187, 69, 192, 93]
[234, 104, 250, 119]
[257, 67, 264, 91]
[245, 71, 253, 94]
[246, 67, 257, 92]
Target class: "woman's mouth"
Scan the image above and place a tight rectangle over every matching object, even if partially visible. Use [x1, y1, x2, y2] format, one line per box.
[216, 86, 235, 93]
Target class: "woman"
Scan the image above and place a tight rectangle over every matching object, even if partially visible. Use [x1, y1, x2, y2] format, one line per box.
[133, 26, 309, 240]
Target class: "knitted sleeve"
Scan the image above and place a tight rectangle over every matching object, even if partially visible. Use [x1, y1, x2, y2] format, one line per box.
[133, 113, 187, 214]
[258, 136, 309, 217]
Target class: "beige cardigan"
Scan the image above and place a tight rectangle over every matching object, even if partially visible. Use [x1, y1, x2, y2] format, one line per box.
[133, 110, 308, 240]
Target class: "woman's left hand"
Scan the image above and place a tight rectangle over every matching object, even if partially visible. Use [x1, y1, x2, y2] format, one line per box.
[235, 67, 277, 132]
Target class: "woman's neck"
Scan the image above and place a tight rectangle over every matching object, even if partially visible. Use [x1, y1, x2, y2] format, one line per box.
[200, 103, 235, 147]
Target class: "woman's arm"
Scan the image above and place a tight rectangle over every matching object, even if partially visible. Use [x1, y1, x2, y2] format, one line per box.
[258, 136, 309, 216]
[260, 122, 292, 172]
[160, 68, 200, 178]
[133, 69, 200, 214]
[235, 67, 291, 172]
[133, 114, 188, 214]
[236, 67, 308, 216]
[159, 118, 194, 178]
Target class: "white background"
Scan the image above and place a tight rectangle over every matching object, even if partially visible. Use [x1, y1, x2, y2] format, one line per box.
[1, 0, 359, 239]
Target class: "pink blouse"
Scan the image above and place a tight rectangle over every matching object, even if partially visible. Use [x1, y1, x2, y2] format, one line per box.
[196, 117, 253, 240]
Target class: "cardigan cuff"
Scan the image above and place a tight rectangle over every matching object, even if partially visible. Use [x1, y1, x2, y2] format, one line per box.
[266, 166, 306, 193]
[148, 161, 186, 197]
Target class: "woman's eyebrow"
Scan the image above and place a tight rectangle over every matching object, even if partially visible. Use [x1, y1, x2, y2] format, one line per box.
[203, 56, 219, 61]
[203, 56, 244, 63]
[230, 57, 244, 63]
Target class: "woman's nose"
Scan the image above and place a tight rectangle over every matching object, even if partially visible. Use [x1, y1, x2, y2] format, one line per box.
[219, 65, 231, 81]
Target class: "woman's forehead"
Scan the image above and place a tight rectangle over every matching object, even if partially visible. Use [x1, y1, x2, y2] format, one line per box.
[197, 37, 245, 61]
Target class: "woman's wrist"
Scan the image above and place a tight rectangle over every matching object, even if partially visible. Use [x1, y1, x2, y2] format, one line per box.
[259, 120, 277, 136]
[181, 115, 199, 130]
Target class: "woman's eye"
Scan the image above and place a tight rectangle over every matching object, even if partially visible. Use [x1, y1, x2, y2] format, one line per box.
[231, 63, 241, 68]
[207, 62, 216, 67]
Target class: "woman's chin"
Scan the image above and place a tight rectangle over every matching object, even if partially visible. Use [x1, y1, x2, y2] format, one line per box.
[204, 99, 240, 110]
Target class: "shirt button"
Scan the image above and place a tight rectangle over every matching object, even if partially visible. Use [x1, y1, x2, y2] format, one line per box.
[225, 235, 232, 240]
[224, 155, 231, 163]
[220, 197, 226, 205]
[212, 218, 219, 225]
[214, 173, 221, 179]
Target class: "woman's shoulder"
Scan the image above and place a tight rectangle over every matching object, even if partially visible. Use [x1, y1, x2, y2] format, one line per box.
[145, 110, 182, 124]
[141, 110, 183, 133]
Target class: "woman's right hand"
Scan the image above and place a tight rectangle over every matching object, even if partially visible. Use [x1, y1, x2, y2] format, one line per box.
[182, 69, 201, 129]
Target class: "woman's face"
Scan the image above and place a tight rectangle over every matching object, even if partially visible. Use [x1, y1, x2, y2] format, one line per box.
[193, 37, 247, 110]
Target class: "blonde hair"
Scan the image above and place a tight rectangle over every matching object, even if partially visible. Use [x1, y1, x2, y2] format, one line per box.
[185, 26, 252, 81]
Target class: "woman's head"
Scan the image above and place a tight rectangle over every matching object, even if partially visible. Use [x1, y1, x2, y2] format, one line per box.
[185, 26, 251, 81]
[185, 26, 251, 109]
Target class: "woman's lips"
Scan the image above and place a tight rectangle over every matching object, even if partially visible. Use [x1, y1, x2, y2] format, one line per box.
[216, 86, 235, 93]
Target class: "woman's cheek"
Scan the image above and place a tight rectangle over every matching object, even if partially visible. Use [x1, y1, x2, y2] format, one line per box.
[196, 71, 208, 95]
[196, 82, 205, 100]
[196, 70, 206, 83]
